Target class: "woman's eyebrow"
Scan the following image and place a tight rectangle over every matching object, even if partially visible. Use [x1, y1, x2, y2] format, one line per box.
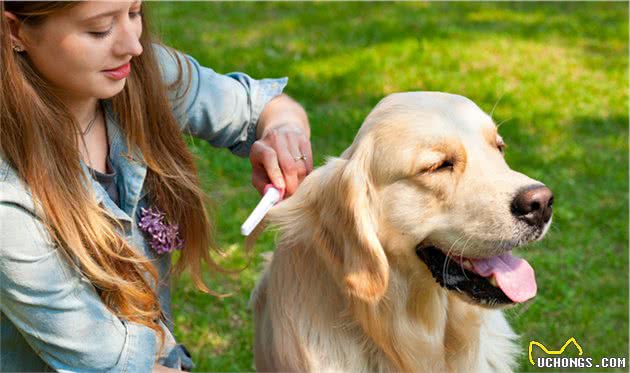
[81, 10, 118, 23]
[80, 1, 141, 23]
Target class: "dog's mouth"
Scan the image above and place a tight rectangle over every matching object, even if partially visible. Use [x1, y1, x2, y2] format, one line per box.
[415, 246, 537, 307]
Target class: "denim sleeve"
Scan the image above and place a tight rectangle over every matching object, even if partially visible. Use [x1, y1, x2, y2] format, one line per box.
[153, 43, 288, 157]
[0, 198, 157, 372]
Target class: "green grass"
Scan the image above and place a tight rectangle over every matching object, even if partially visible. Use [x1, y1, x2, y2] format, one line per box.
[150, 3, 628, 372]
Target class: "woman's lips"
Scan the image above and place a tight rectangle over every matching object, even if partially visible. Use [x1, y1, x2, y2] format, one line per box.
[102, 63, 130, 80]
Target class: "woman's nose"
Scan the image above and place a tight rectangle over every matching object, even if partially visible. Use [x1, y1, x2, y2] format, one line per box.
[114, 19, 143, 57]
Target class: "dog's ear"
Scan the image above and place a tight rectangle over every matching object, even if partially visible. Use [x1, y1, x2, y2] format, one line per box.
[329, 138, 389, 303]
[266, 136, 389, 304]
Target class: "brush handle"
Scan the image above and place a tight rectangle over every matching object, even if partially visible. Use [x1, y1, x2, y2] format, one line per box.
[240, 184, 284, 236]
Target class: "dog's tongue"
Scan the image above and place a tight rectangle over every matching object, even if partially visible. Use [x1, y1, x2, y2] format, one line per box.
[470, 252, 537, 303]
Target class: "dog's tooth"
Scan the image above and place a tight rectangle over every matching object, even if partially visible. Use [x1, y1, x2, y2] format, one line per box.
[462, 260, 473, 270]
[489, 276, 498, 287]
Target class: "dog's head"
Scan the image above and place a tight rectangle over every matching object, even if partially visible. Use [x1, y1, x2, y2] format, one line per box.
[271, 92, 553, 309]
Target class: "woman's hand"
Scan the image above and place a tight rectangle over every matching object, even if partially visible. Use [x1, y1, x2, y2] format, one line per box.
[250, 94, 313, 197]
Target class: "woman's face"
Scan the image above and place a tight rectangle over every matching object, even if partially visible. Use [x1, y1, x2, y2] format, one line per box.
[17, 1, 144, 101]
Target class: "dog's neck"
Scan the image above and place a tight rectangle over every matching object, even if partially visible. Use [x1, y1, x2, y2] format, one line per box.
[350, 260, 486, 372]
[272, 238, 486, 372]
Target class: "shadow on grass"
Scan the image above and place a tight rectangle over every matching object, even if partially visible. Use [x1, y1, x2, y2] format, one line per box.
[152, 2, 627, 75]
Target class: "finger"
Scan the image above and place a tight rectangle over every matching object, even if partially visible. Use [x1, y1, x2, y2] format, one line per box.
[249, 142, 269, 194]
[286, 137, 308, 185]
[251, 165, 270, 195]
[252, 143, 286, 191]
[275, 136, 299, 196]
[298, 137, 314, 174]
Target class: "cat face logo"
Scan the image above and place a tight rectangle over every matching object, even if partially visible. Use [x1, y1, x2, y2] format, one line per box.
[529, 337, 584, 366]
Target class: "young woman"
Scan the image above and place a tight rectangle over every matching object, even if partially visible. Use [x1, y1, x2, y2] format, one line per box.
[0, 1, 312, 371]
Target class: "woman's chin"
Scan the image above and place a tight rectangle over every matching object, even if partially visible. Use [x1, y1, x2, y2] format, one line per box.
[97, 81, 127, 99]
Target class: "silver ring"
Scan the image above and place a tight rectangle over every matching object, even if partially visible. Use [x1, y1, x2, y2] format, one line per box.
[293, 154, 307, 162]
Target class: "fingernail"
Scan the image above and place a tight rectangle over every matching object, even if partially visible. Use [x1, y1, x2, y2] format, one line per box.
[276, 178, 285, 189]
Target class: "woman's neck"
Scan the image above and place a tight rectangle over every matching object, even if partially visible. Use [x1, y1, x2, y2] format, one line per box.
[60, 94, 109, 173]
[56, 92, 101, 133]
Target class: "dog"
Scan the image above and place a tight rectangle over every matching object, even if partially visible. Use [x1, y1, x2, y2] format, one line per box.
[250, 92, 553, 372]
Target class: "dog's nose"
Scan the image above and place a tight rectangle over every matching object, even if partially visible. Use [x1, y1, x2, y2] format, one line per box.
[511, 185, 554, 227]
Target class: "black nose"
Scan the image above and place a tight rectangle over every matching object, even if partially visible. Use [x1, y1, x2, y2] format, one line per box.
[511, 185, 554, 227]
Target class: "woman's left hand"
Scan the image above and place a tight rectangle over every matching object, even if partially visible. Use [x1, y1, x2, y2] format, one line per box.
[249, 94, 313, 197]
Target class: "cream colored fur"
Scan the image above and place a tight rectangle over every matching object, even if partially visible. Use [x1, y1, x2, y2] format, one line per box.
[250, 92, 548, 372]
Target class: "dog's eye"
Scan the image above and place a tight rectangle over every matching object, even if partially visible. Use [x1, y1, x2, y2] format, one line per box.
[431, 160, 454, 172]
[497, 138, 507, 154]
[497, 142, 507, 154]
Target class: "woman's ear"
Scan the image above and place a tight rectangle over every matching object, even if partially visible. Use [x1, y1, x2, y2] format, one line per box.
[3, 11, 27, 51]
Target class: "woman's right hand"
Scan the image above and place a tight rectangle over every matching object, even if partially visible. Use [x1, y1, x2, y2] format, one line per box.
[152, 364, 184, 373]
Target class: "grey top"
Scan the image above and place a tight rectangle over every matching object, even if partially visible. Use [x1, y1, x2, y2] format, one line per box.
[87, 156, 120, 208]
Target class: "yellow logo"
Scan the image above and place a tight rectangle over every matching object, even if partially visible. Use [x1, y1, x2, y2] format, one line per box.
[529, 337, 584, 366]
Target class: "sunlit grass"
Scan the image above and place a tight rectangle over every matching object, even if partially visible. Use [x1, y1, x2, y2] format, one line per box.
[152, 2, 628, 371]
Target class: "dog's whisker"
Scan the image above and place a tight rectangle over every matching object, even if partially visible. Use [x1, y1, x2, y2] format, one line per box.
[445, 235, 466, 273]
[489, 92, 506, 120]
[495, 117, 513, 129]
[456, 240, 468, 278]
[458, 235, 475, 281]
[454, 236, 470, 280]
[443, 234, 467, 284]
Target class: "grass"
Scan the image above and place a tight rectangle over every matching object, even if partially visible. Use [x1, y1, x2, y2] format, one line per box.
[150, 2, 628, 372]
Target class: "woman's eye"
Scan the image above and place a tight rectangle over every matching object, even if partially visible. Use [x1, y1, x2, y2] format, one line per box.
[89, 29, 113, 38]
[88, 10, 141, 39]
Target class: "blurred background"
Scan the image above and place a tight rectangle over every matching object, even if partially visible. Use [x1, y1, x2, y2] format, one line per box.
[149, 2, 628, 371]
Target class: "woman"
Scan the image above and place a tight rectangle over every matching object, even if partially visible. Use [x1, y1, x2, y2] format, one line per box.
[0, 1, 312, 371]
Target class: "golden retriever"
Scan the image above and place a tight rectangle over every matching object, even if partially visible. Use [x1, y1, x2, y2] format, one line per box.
[250, 92, 554, 372]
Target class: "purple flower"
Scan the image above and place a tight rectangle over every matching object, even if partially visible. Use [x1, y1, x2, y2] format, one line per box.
[138, 207, 183, 254]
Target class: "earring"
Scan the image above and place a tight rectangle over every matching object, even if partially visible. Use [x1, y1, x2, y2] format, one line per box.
[12, 45, 24, 53]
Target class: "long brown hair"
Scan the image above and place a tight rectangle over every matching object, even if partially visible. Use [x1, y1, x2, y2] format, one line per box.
[1, 1, 222, 346]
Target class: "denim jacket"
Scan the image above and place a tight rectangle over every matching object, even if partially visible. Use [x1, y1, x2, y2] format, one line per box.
[0, 44, 287, 372]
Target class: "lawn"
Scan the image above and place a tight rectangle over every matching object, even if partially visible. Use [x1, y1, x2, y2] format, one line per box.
[150, 2, 628, 372]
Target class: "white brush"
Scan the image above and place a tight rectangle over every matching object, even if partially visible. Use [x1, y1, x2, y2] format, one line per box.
[240, 184, 284, 236]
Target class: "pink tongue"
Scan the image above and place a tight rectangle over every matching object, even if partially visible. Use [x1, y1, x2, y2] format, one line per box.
[470, 252, 537, 303]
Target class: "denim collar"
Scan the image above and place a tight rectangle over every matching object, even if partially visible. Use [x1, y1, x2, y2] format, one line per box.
[80, 100, 148, 226]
